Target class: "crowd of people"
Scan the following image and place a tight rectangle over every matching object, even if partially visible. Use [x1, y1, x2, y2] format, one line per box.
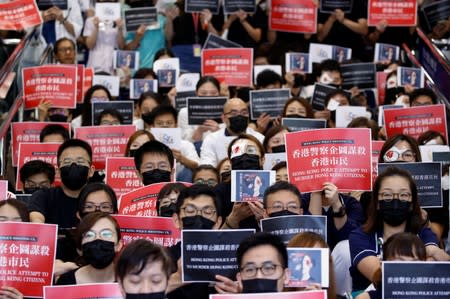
[0, 0, 450, 298]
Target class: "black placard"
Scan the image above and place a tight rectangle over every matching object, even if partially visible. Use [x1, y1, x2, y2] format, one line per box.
[422, 0, 450, 30]
[320, 0, 353, 13]
[124, 7, 158, 32]
[187, 97, 227, 125]
[223, 0, 256, 14]
[341, 63, 376, 89]
[378, 162, 442, 208]
[249, 89, 290, 120]
[203, 33, 243, 49]
[432, 152, 450, 166]
[92, 101, 134, 125]
[281, 118, 327, 132]
[260, 215, 327, 244]
[37, 0, 67, 10]
[182, 229, 255, 282]
[175, 91, 197, 110]
[311, 83, 351, 111]
[185, 0, 220, 14]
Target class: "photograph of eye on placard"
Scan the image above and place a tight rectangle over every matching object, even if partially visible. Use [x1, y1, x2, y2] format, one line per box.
[231, 170, 276, 202]
[287, 247, 329, 288]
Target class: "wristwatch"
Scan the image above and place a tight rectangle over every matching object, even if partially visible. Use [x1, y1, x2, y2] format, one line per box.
[332, 205, 346, 218]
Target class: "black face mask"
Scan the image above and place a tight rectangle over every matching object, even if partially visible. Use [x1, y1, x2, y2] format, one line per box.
[231, 154, 260, 170]
[49, 114, 68, 122]
[228, 115, 248, 134]
[220, 171, 231, 183]
[82, 239, 116, 269]
[159, 203, 176, 217]
[126, 292, 165, 299]
[285, 114, 305, 119]
[242, 278, 278, 293]
[182, 215, 215, 230]
[60, 164, 90, 191]
[142, 169, 171, 186]
[271, 145, 286, 153]
[128, 149, 137, 157]
[269, 210, 299, 218]
[141, 112, 152, 125]
[329, 110, 336, 123]
[379, 199, 411, 227]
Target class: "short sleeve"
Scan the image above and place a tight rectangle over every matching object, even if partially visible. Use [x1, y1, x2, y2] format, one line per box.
[83, 17, 95, 37]
[349, 228, 379, 267]
[27, 188, 49, 216]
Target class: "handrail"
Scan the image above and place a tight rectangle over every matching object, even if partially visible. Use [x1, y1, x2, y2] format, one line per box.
[39, 44, 54, 66]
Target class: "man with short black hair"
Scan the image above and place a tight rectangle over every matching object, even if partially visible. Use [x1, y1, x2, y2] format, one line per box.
[19, 160, 55, 195]
[410, 88, 438, 107]
[263, 181, 305, 218]
[40, 124, 70, 143]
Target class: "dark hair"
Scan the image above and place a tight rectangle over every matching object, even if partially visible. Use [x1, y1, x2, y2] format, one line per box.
[97, 108, 124, 125]
[76, 212, 121, 249]
[81, 85, 112, 126]
[0, 199, 30, 222]
[137, 92, 165, 109]
[227, 134, 265, 160]
[175, 184, 221, 216]
[78, 183, 118, 214]
[237, 233, 288, 269]
[319, 59, 341, 75]
[256, 69, 282, 89]
[263, 126, 289, 152]
[148, 105, 177, 126]
[192, 165, 219, 182]
[40, 124, 70, 142]
[409, 88, 437, 105]
[271, 161, 287, 172]
[125, 130, 155, 157]
[363, 166, 423, 234]
[134, 140, 174, 171]
[417, 130, 447, 146]
[282, 97, 314, 118]
[133, 68, 157, 79]
[154, 48, 175, 61]
[324, 89, 350, 107]
[116, 239, 174, 283]
[217, 158, 231, 173]
[196, 76, 220, 93]
[263, 181, 301, 208]
[347, 117, 379, 140]
[378, 134, 421, 163]
[19, 160, 56, 184]
[156, 182, 187, 214]
[383, 232, 426, 261]
[53, 37, 75, 55]
[57, 139, 93, 166]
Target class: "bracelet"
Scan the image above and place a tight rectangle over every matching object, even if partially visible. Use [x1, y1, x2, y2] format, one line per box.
[225, 218, 236, 229]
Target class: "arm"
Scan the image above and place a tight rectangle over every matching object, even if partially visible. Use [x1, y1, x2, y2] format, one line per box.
[30, 211, 45, 223]
[201, 9, 219, 36]
[426, 245, 450, 261]
[237, 11, 261, 42]
[125, 24, 146, 50]
[317, 14, 336, 42]
[323, 183, 347, 231]
[356, 255, 381, 282]
[84, 17, 99, 49]
[334, 9, 368, 36]
[308, 191, 323, 215]
[116, 19, 125, 49]
[164, 5, 179, 43]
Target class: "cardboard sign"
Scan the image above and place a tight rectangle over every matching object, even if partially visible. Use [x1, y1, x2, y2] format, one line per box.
[202, 48, 253, 87]
[419, 145, 450, 162]
[113, 50, 140, 70]
[263, 152, 287, 170]
[320, 0, 353, 13]
[92, 101, 134, 125]
[0, 180, 8, 201]
[16, 143, 61, 191]
[309, 43, 352, 64]
[335, 106, 370, 128]
[95, 2, 121, 21]
[74, 125, 136, 169]
[124, 7, 158, 32]
[151, 128, 182, 150]
[374, 43, 400, 63]
[285, 128, 372, 192]
[11, 122, 70, 167]
[153, 58, 180, 82]
[422, 0, 450, 31]
[383, 104, 447, 141]
[397, 66, 424, 88]
[231, 170, 276, 202]
[0, 222, 57, 298]
[92, 75, 120, 97]
[341, 63, 377, 89]
[210, 290, 327, 299]
[432, 151, 450, 165]
[130, 79, 158, 99]
[223, 0, 256, 14]
[270, 0, 317, 33]
[22, 65, 77, 109]
[182, 229, 255, 282]
[44, 283, 122, 299]
[186, 96, 226, 125]
[378, 162, 442, 208]
[157, 69, 177, 87]
[105, 157, 142, 198]
[175, 91, 197, 110]
[368, 0, 417, 26]
[286, 53, 311, 73]
[176, 73, 200, 92]
[260, 215, 327, 244]
[378, 104, 403, 127]
[287, 248, 329, 288]
[185, 0, 219, 14]
[37, 0, 67, 10]
[203, 33, 242, 49]
[382, 261, 450, 299]
[83, 67, 94, 101]
[0, 0, 42, 30]
[311, 83, 351, 111]
[249, 89, 290, 120]
[113, 215, 181, 247]
[282, 118, 327, 132]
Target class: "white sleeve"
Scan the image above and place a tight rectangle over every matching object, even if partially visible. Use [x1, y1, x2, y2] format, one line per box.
[68, 0, 83, 38]
[180, 140, 200, 163]
[200, 134, 218, 167]
[178, 107, 196, 142]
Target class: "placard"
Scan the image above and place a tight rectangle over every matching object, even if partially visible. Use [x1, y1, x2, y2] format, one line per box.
[186, 96, 227, 125]
[282, 118, 327, 132]
[157, 69, 177, 87]
[92, 75, 120, 97]
[176, 73, 200, 92]
[432, 151, 450, 165]
[383, 104, 447, 141]
[185, 0, 220, 14]
[92, 101, 134, 125]
[37, 0, 67, 10]
[335, 106, 370, 128]
[231, 170, 276, 202]
[263, 152, 286, 170]
[211, 291, 327, 299]
[311, 83, 351, 111]
[378, 162, 442, 208]
[382, 262, 450, 299]
[287, 248, 329, 288]
[397, 66, 424, 88]
[105, 157, 142, 198]
[309, 43, 352, 64]
[203, 33, 243, 49]
[44, 283, 122, 299]
[260, 215, 327, 244]
[285, 128, 372, 192]
[113, 215, 181, 247]
[374, 43, 400, 63]
[113, 50, 140, 70]
[223, 0, 256, 14]
[0, 222, 57, 298]
[130, 79, 158, 99]
[285, 53, 311, 73]
[249, 89, 290, 120]
[74, 125, 136, 169]
[378, 104, 403, 127]
[0, 180, 8, 200]
[376, 71, 388, 105]
[151, 128, 182, 150]
[76, 64, 85, 104]
[124, 7, 158, 32]
[22, 65, 77, 109]
[422, 0, 450, 31]
[153, 58, 180, 82]
[0, 0, 42, 31]
[419, 145, 450, 162]
[320, 0, 353, 13]
[341, 63, 376, 89]
[95, 2, 121, 22]
[175, 91, 197, 110]
[270, 0, 317, 33]
[368, 0, 417, 27]
[83, 67, 94, 102]
[182, 229, 255, 282]
[202, 48, 253, 87]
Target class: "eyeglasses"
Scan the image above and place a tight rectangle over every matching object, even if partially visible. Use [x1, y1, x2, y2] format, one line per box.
[141, 162, 170, 172]
[383, 147, 415, 162]
[267, 202, 300, 213]
[59, 158, 91, 167]
[240, 262, 281, 279]
[181, 204, 216, 218]
[83, 228, 115, 242]
[100, 120, 121, 126]
[155, 120, 176, 127]
[224, 109, 249, 117]
[378, 192, 412, 202]
[24, 180, 51, 189]
[57, 47, 75, 53]
[194, 178, 218, 187]
[83, 203, 114, 213]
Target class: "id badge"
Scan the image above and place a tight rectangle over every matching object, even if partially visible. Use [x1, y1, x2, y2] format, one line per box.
[193, 44, 201, 57]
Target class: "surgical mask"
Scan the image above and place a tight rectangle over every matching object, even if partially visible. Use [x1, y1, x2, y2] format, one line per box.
[128, 149, 137, 157]
[231, 154, 260, 170]
[142, 169, 171, 186]
[441, 175, 449, 190]
[228, 115, 248, 134]
[141, 112, 153, 125]
[242, 278, 278, 293]
[269, 210, 299, 218]
[125, 292, 165, 299]
[271, 145, 285, 153]
[60, 164, 89, 191]
[379, 199, 411, 227]
[159, 203, 176, 217]
[182, 215, 215, 230]
[82, 239, 116, 269]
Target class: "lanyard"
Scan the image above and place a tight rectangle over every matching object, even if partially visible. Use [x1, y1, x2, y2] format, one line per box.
[192, 13, 200, 44]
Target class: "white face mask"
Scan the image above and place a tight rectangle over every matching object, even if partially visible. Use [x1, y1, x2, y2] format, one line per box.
[327, 98, 340, 111]
[319, 73, 334, 84]
[441, 175, 449, 190]
[394, 95, 409, 108]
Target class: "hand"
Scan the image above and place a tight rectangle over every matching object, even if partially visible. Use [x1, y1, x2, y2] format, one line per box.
[172, 149, 183, 164]
[167, 87, 177, 106]
[51, 6, 64, 22]
[304, 283, 322, 291]
[220, 82, 230, 97]
[115, 18, 124, 30]
[200, 119, 220, 132]
[350, 86, 361, 98]
[165, 5, 180, 21]
[376, 19, 388, 33]
[42, 8, 56, 22]
[333, 9, 345, 23]
[166, 258, 186, 293]
[136, 24, 147, 37]
[272, 116, 281, 127]
[247, 201, 267, 222]
[0, 287, 23, 299]
[215, 275, 241, 293]
[235, 9, 248, 22]
[53, 259, 78, 277]
[93, 17, 100, 29]
[256, 113, 271, 133]
[201, 9, 212, 23]
[38, 99, 52, 121]
[322, 182, 340, 208]
[226, 203, 253, 228]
